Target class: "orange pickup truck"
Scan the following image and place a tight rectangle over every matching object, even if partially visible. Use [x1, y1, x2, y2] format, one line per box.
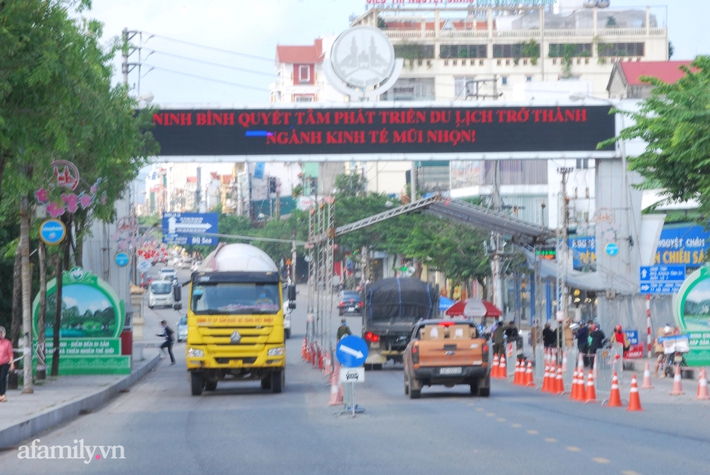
[403, 319, 490, 399]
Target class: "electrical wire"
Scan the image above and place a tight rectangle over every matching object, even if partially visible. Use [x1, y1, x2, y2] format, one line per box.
[141, 31, 274, 63]
[143, 64, 270, 91]
[143, 48, 276, 77]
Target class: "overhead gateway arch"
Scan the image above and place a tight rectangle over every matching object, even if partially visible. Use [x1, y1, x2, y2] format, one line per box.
[147, 101, 616, 162]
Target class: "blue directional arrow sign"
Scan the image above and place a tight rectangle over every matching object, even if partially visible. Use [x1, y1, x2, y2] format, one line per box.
[336, 335, 369, 368]
[162, 212, 218, 246]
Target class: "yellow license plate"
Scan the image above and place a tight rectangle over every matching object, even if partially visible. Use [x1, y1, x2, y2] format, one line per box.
[228, 359, 244, 368]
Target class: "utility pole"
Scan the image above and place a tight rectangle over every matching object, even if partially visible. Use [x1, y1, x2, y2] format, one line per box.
[556, 167, 573, 353]
[20, 196, 33, 394]
[491, 160, 504, 316]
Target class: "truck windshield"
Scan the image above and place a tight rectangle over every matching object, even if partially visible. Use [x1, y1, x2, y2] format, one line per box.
[190, 283, 280, 315]
[150, 282, 172, 295]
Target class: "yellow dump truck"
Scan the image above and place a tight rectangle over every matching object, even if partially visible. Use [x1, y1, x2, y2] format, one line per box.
[174, 243, 296, 396]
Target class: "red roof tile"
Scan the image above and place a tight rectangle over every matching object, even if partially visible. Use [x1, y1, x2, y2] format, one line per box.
[186, 176, 197, 183]
[276, 39, 323, 64]
[619, 61, 693, 86]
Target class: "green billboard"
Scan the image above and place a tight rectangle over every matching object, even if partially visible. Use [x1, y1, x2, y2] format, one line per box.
[674, 266, 710, 367]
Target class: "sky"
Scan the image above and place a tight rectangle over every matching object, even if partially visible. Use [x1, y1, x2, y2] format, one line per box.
[84, 0, 710, 106]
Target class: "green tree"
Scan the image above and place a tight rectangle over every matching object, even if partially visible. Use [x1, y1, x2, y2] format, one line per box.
[601, 56, 710, 218]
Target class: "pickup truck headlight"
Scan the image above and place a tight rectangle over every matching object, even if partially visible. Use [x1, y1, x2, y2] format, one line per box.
[267, 347, 285, 356]
[187, 348, 204, 358]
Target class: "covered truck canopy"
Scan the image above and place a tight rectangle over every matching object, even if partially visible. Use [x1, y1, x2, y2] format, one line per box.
[364, 278, 439, 322]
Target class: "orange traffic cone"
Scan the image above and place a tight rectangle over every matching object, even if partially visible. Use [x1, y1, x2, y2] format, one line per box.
[323, 350, 332, 375]
[517, 360, 525, 385]
[606, 371, 623, 407]
[542, 363, 550, 393]
[328, 365, 342, 406]
[627, 374, 643, 411]
[499, 354, 507, 379]
[696, 368, 710, 401]
[555, 366, 565, 395]
[640, 362, 654, 389]
[318, 347, 324, 370]
[569, 368, 578, 400]
[670, 365, 685, 396]
[492, 354, 500, 378]
[525, 360, 535, 387]
[585, 370, 597, 403]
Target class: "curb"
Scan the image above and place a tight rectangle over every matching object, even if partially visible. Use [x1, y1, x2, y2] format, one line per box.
[0, 353, 161, 450]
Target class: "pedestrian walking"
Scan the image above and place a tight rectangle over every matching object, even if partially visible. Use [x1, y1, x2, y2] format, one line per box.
[563, 318, 575, 348]
[492, 320, 506, 356]
[542, 322, 557, 349]
[576, 320, 592, 366]
[653, 325, 673, 377]
[587, 322, 606, 369]
[336, 318, 352, 340]
[0, 326, 14, 402]
[157, 320, 176, 365]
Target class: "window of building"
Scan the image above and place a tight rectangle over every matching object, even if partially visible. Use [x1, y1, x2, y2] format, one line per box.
[501, 76, 508, 86]
[526, 76, 533, 82]
[548, 43, 593, 57]
[482, 160, 548, 185]
[294, 95, 314, 102]
[576, 158, 589, 170]
[298, 65, 310, 83]
[493, 43, 540, 59]
[598, 42, 645, 57]
[440, 44, 487, 59]
[393, 44, 435, 60]
[381, 78, 435, 101]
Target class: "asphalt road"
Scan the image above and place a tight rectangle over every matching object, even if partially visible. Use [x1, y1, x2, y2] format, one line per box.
[1, 277, 708, 475]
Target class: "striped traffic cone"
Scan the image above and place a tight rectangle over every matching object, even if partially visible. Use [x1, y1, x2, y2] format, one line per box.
[514, 360, 523, 385]
[499, 354, 507, 379]
[605, 371, 623, 407]
[492, 354, 500, 378]
[570, 367, 581, 400]
[640, 362, 654, 389]
[670, 365, 685, 396]
[301, 338, 308, 361]
[627, 374, 643, 411]
[328, 364, 342, 406]
[525, 360, 535, 387]
[585, 370, 597, 403]
[696, 368, 710, 401]
[561, 350, 568, 372]
[555, 366, 565, 395]
[542, 361, 551, 392]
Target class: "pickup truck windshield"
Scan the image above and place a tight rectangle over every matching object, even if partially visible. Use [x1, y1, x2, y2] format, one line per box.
[190, 282, 280, 315]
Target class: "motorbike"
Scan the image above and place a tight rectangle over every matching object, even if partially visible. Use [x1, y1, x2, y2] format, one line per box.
[663, 351, 688, 378]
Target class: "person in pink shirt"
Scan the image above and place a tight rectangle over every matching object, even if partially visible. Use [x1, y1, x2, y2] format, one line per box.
[0, 326, 14, 402]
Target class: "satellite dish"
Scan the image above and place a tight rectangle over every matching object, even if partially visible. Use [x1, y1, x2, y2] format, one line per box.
[583, 0, 598, 8]
[597, 0, 610, 7]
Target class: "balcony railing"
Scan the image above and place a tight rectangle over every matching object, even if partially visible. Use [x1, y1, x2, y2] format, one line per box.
[383, 27, 665, 40]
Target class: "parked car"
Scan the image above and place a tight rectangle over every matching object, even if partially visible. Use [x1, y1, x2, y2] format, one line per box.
[148, 281, 175, 309]
[176, 315, 188, 342]
[337, 290, 362, 316]
[159, 267, 177, 282]
[403, 319, 491, 399]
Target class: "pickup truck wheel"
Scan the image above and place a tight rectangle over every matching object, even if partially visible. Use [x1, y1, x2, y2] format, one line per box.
[190, 373, 204, 396]
[205, 381, 217, 391]
[364, 364, 373, 371]
[469, 381, 479, 394]
[261, 377, 272, 390]
[271, 370, 284, 394]
[408, 375, 421, 399]
[373, 364, 383, 371]
[478, 386, 491, 397]
[404, 374, 409, 395]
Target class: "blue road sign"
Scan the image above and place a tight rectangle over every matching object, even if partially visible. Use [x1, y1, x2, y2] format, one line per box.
[39, 219, 66, 245]
[604, 242, 619, 257]
[639, 282, 683, 294]
[162, 212, 218, 246]
[640, 265, 686, 282]
[114, 251, 130, 267]
[336, 336, 369, 368]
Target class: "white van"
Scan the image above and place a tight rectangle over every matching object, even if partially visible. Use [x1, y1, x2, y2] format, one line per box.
[148, 281, 175, 309]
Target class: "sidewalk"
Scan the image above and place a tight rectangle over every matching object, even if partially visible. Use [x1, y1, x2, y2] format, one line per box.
[0, 296, 169, 450]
